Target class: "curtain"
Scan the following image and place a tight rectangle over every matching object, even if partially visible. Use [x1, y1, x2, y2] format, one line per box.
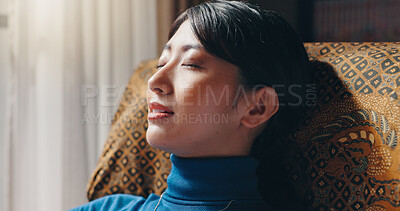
[1, 0, 158, 210]
[0, 1, 11, 210]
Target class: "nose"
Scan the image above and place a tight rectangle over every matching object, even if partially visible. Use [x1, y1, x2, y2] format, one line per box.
[147, 66, 173, 95]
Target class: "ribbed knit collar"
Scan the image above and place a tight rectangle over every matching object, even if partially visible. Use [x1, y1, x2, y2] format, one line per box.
[164, 154, 264, 201]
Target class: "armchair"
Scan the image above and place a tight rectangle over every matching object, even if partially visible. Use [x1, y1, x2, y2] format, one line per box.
[86, 42, 400, 210]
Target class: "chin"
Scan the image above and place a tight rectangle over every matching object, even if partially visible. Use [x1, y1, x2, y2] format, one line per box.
[146, 130, 172, 151]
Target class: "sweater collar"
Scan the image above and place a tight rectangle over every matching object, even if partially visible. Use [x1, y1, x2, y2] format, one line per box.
[164, 154, 264, 201]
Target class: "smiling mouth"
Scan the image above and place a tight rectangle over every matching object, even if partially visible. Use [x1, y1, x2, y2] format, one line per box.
[151, 109, 174, 114]
[148, 109, 174, 120]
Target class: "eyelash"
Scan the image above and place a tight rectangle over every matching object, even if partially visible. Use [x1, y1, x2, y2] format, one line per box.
[155, 64, 201, 69]
[182, 64, 201, 69]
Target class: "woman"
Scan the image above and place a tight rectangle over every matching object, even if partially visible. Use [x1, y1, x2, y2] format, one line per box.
[71, 0, 313, 210]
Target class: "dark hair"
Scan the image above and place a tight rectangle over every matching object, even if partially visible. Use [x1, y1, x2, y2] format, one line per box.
[169, 0, 314, 208]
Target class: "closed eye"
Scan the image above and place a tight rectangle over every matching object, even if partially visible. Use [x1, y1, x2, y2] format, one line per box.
[182, 64, 202, 69]
[156, 63, 203, 70]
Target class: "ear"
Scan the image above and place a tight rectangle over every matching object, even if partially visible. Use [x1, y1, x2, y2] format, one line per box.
[240, 87, 279, 128]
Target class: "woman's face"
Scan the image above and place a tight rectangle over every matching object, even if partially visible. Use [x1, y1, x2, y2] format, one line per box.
[146, 21, 248, 157]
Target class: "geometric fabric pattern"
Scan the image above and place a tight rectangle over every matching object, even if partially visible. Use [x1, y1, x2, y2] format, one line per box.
[287, 43, 400, 210]
[86, 43, 400, 210]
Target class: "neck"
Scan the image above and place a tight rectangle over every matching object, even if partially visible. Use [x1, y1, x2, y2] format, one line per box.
[164, 154, 264, 201]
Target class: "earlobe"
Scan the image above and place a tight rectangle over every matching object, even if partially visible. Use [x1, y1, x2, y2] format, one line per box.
[240, 87, 279, 128]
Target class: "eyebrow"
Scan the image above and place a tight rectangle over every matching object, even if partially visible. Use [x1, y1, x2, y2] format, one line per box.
[163, 44, 204, 52]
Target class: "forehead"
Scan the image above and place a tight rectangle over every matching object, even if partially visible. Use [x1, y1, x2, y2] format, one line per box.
[164, 21, 203, 52]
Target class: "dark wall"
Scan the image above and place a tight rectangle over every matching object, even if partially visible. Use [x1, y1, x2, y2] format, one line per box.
[249, 0, 314, 42]
[179, 0, 400, 42]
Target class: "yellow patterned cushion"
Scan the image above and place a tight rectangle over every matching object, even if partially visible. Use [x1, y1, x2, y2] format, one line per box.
[86, 43, 400, 210]
[286, 42, 400, 210]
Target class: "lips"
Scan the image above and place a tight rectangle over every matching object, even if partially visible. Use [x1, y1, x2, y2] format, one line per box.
[148, 102, 174, 120]
[152, 109, 173, 114]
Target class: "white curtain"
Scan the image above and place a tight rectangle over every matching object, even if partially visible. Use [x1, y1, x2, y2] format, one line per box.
[0, 0, 11, 210]
[1, 0, 158, 210]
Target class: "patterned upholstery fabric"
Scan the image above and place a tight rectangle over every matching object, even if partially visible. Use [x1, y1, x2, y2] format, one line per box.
[86, 43, 400, 210]
[287, 42, 400, 211]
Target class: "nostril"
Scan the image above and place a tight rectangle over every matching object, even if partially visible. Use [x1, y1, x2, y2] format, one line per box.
[150, 84, 172, 95]
[152, 87, 164, 93]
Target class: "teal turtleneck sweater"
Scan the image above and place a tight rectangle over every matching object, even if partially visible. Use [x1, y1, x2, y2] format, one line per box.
[70, 154, 273, 210]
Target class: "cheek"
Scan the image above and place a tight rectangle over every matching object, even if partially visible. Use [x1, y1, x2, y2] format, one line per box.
[176, 80, 235, 115]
